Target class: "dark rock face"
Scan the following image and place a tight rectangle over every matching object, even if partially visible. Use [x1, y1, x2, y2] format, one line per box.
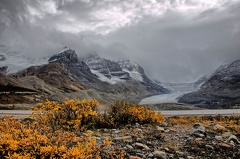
[0, 66, 8, 75]
[16, 63, 86, 93]
[48, 48, 92, 75]
[179, 59, 240, 108]
[48, 49, 107, 89]
[84, 55, 130, 80]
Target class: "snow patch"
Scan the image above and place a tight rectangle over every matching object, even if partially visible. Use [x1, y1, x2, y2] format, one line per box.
[59, 47, 70, 54]
[90, 69, 125, 84]
[122, 69, 143, 82]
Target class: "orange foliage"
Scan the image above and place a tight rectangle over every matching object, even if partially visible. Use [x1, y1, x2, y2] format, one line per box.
[0, 99, 165, 158]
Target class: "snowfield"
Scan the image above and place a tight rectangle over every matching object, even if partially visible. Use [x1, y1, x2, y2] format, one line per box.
[140, 82, 201, 105]
[90, 69, 125, 84]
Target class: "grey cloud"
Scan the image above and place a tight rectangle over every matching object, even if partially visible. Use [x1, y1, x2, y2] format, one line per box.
[0, 0, 240, 83]
[99, 2, 240, 82]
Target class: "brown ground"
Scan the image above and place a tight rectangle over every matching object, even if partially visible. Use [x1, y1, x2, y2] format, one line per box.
[0, 94, 32, 104]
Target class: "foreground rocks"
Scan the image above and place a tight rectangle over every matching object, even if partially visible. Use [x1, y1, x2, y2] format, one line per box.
[84, 117, 240, 159]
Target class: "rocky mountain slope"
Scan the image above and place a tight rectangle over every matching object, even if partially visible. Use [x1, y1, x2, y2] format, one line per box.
[0, 48, 168, 105]
[179, 59, 240, 108]
[84, 55, 168, 93]
[84, 55, 130, 84]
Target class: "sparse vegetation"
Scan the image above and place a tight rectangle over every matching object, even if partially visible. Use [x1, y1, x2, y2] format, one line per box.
[1, 99, 240, 158]
[0, 99, 164, 158]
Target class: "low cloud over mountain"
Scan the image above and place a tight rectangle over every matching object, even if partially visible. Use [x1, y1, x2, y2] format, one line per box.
[1, 0, 240, 83]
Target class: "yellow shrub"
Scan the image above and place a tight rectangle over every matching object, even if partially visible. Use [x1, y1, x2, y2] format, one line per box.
[0, 116, 102, 158]
[0, 99, 165, 158]
[109, 101, 164, 126]
[32, 99, 98, 131]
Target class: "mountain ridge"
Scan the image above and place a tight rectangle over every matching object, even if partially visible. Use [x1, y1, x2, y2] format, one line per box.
[179, 59, 240, 108]
[0, 48, 168, 105]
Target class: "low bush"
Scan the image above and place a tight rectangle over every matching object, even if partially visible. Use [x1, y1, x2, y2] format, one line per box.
[32, 99, 99, 131]
[0, 99, 164, 158]
[109, 101, 164, 126]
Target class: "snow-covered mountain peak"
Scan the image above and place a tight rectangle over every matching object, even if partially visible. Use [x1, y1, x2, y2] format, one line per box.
[117, 59, 140, 70]
[48, 48, 91, 73]
[83, 55, 130, 84]
[48, 48, 79, 64]
[116, 59, 144, 82]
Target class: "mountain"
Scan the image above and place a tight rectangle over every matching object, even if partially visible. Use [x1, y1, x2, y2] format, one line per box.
[0, 48, 168, 105]
[15, 63, 86, 93]
[83, 55, 130, 84]
[117, 59, 148, 82]
[179, 59, 240, 108]
[84, 56, 168, 93]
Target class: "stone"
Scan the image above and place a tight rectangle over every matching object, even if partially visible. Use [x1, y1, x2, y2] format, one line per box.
[153, 150, 167, 159]
[227, 135, 240, 144]
[222, 132, 232, 138]
[213, 124, 226, 131]
[215, 135, 223, 141]
[219, 142, 231, 148]
[148, 153, 153, 158]
[93, 136, 101, 140]
[195, 138, 203, 141]
[164, 129, 170, 133]
[136, 138, 142, 142]
[135, 123, 140, 127]
[229, 140, 235, 146]
[113, 136, 132, 141]
[113, 130, 121, 134]
[156, 126, 165, 132]
[193, 123, 204, 129]
[176, 151, 184, 156]
[164, 148, 170, 152]
[161, 122, 168, 127]
[129, 156, 142, 159]
[199, 134, 205, 138]
[135, 142, 150, 151]
[126, 144, 133, 149]
[205, 145, 214, 150]
[192, 123, 206, 137]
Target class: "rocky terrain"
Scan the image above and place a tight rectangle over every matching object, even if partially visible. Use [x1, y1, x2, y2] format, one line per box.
[179, 59, 240, 108]
[82, 116, 240, 159]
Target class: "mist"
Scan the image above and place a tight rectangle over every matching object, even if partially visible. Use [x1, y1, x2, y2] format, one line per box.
[0, 0, 240, 83]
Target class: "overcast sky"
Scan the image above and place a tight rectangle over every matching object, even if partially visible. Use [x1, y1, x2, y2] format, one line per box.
[0, 0, 240, 83]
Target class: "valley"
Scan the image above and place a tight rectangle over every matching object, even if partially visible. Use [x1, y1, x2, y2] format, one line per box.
[1, 47, 240, 110]
[1, 1, 240, 158]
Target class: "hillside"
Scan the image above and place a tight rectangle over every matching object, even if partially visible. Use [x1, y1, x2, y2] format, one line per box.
[0, 48, 168, 105]
[179, 59, 240, 108]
